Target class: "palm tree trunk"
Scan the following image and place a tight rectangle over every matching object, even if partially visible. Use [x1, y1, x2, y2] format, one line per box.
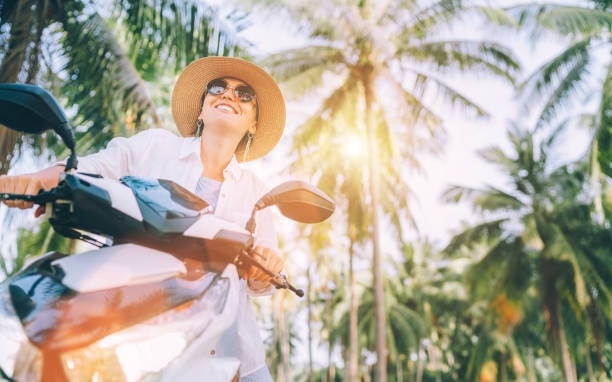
[273, 293, 290, 382]
[527, 347, 537, 382]
[555, 303, 577, 382]
[585, 342, 595, 382]
[543, 265, 577, 382]
[396, 354, 405, 382]
[416, 343, 424, 382]
[363, 67, 387, 382]
[307, 266, 315, 382]
[348, 239, 359, 381]
[589, 140, 605, 224]
[326, 288, 333, 382]
[500, 352, 507, 382]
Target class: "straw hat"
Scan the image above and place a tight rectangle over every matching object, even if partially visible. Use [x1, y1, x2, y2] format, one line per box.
[171, 56, 286, 161]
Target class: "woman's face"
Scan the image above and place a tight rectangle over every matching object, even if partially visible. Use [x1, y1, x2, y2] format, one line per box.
[198, 77, 257, 141]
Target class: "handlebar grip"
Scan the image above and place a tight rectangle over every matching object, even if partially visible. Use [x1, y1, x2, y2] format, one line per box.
[1, 190, 56, 205]
[1, 193, 39, 202]
[238, 250, 304, 298]
[271, 275, 304, 297]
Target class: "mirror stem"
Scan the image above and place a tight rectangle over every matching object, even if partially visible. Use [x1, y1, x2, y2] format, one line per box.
[245, 210, 257, 234]
[65, 150, 78, 172]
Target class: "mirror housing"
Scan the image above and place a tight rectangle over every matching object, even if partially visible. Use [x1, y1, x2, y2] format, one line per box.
[0, 83, 78, 170]
[245, 180, 335, 232]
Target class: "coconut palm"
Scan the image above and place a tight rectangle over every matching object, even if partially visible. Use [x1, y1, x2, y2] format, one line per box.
[276, 220, 338, 381]
[508, 2, 612, 218]
[330, 273, 429, 381]
[329, 243, 462, 382]
[233, 0, 521, 379]
[442, 124, 611, 381]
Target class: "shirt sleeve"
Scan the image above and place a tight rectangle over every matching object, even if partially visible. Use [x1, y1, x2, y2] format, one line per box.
[252, 206, 278, 251]
[74, 129, 177, 180]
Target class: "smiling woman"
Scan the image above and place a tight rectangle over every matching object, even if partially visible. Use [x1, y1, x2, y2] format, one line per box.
[0, 56, 290, 382]
[171, 56, 286, 164]
[197, 76, 259, 163]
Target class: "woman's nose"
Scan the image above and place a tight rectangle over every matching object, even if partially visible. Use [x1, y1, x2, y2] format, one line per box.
[221, 90, 236, 101]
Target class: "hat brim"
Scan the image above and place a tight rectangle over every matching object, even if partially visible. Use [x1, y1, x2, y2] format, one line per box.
[171, 56, 285, 161]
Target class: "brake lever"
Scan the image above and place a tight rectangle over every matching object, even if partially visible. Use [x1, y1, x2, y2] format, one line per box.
[272, 273, 305, 298]
[236, 250, 304, 298]
[0, 189, 58, 205]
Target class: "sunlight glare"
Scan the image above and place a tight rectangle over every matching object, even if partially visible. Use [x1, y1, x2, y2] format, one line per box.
[341, 133, 367, 161]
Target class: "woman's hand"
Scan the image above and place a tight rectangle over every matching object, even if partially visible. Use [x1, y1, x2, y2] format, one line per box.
[0, 173, 45, 209]
[244, 246, 284, 292]
[0, 165, 64, 213]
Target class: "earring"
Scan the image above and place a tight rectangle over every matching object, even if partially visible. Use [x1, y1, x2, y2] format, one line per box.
[243, 132, 254, 161]
[196, 119, 204, 136]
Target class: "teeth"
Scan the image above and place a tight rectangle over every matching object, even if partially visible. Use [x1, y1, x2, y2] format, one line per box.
[216, 104, 235, 112]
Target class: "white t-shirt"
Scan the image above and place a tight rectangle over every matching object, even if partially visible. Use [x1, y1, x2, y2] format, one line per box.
[76, 128, 276, 377]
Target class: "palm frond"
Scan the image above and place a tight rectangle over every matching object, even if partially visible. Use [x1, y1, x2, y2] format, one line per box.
[596, 63, 612, 177]
[60, 8, 158, 147]
[113, 0, 250, 73]
[534, 41, 591, 128]
[442, 218, 507, 254]
[399, 39, 520, 84]
[508, 3, 612, 38]
[464, 237, 529, 301]
[262, 45, 347, 97]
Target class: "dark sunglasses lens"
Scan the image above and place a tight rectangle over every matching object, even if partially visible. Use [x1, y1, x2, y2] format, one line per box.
[207, 79, 227, 95]
[235, 86, 255, 102]
[206, 79, 255, 102]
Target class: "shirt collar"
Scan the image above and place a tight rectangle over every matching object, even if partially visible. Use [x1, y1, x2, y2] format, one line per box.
[178, 136, 200, 160]
[223, 156, 242, 181]
[178, 137, 242, 181]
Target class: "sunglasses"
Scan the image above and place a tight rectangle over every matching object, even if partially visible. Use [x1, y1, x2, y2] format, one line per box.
[206, 79, 256, 103]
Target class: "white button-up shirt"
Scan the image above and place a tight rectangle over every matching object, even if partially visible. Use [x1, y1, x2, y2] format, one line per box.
[76, 128, 277, 377]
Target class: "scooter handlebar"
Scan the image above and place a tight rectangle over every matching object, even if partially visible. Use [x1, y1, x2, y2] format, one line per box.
[238, 249, 304, 298]
[1, 189, 59, 205]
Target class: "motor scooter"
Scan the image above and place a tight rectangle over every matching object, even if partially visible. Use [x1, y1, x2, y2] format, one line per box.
[0, 83, 335, 382]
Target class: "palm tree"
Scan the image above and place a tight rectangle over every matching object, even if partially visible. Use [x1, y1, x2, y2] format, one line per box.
[508, 2, 612, 219]
[442, 124, 611, 381]
[501, 5, 612, 378]
[281, 220, 337, 381]
[329, 246, 438, 381]
[236, 1, 521, 379]
[328, 279, 411, 381]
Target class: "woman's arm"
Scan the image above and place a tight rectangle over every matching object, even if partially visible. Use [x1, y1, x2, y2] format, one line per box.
[0, 164, 65, 210]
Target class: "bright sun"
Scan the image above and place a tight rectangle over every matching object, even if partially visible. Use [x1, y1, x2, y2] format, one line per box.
[341, 133, 367, 160]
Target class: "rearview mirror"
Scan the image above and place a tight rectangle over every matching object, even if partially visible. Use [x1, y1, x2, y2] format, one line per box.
[258, 180, 335, 223]
[245, 180, 335, 232]
[0, 83, 77, 170]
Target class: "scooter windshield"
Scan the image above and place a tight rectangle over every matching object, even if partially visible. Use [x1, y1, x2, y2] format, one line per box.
[121, 176, 208, 218]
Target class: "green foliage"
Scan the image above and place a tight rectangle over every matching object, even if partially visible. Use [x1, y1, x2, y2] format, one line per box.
[444, 123, 611, 379]
[597, 64, 612, 178]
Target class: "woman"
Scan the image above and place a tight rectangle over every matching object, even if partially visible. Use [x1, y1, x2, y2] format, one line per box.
[0, 56, 286, 381]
